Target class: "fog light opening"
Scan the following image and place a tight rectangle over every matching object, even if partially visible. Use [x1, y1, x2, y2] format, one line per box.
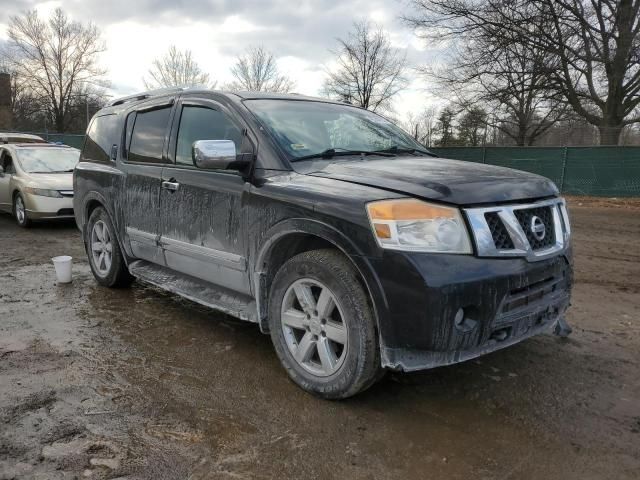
[453, 308, 478, 332]
[454, 308, 465, 328]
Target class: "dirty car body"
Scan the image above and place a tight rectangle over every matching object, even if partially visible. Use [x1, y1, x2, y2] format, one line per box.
[74, 88, 572, 398]
[0, 144, 78, 226]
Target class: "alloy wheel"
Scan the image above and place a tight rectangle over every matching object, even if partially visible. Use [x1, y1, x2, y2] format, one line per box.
[280, 278, 348, 377]
[90, 220, 113, 276]
[15, 196, 25, 224]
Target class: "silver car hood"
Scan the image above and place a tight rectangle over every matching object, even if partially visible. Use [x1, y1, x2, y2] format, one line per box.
[24, 172, 73, 190]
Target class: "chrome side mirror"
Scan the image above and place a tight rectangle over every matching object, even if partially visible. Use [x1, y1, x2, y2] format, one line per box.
[192, 140, 238, 170]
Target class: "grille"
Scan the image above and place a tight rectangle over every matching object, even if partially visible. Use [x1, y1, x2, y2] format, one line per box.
[501, 276, 563, 314]
[464, 199, 568, 260]
[485, 212, 514, 250]
[514, 207, 555, 250]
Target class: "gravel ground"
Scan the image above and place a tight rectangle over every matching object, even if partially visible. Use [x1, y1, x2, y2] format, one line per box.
[0, 200, 639, 479]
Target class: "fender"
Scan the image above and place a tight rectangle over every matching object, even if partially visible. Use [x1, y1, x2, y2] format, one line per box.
[252, 217, 389, 337]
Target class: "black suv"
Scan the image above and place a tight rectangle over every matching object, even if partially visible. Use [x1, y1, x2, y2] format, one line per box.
[74, 88, 573, 399]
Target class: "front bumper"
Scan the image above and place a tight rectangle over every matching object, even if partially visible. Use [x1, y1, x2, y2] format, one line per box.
[23, 192, 75, 219]
[361, 249, 572, 371]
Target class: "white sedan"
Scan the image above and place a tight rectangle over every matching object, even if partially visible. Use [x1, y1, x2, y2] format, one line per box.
[0, 144, 80, 227]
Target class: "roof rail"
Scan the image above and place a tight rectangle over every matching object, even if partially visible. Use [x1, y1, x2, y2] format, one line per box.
[108, 87, 184, 107]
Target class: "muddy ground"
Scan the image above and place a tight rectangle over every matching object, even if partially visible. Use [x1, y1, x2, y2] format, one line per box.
[0, 201, 639, 479]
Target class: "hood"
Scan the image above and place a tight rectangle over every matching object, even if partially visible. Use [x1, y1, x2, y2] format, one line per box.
[24, 172, 73, 190]
[302, 156, 558, 205]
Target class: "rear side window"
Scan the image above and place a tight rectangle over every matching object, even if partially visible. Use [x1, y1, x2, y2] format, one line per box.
[83, 114, 119, 163]
[128, 107, 172, 163]
[175, 106, 243, 166]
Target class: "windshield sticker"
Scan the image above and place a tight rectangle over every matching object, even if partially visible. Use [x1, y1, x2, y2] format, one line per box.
[291, 143, 307, 150]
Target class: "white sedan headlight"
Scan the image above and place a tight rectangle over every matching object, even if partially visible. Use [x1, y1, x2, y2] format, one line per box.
[23, 187, 63, 198]
[367, 199, 472, 253]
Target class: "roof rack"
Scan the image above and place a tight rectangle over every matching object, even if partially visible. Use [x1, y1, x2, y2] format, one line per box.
[107, 87, 184, 107]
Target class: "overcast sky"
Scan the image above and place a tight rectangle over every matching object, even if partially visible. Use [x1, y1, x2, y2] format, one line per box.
[0, 0, 440, 118]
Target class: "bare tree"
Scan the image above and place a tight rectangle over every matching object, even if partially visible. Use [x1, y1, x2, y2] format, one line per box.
[532, 0, 640, 145]
[143, 46, 213, 89]
[3, 8, 107, 132]
[405, 1, 566, 146]
[405, 0, 640, 145]
[226, 46, 294, 93]
[403, 106, 438, 146]
[324, 21, 408, 112]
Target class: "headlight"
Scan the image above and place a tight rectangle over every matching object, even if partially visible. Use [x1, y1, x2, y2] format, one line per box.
[366, 198, 472, 253]
[23, 187, 63, 198]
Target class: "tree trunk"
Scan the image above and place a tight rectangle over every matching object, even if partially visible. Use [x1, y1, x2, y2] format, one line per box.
[54, 107, 65, 133]
[598, 124, 623, 145]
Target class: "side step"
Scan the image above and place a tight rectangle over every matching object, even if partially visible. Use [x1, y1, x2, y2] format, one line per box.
[128, 260, 258, 323]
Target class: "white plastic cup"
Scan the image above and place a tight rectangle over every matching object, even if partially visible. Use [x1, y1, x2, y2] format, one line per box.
[52, 255, 73, 284]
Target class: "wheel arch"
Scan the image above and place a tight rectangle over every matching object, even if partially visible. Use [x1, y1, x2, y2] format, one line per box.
[80, 192, 131, 265]
[253, 218, 387, 336]
[79, 192, 114, 232]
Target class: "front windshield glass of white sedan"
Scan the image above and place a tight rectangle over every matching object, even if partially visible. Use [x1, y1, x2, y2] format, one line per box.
[17, 148, 80, 173]
[245, 99, 429, 160]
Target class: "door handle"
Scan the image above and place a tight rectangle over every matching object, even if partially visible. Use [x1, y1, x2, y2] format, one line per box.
[162, 180, 179, 192]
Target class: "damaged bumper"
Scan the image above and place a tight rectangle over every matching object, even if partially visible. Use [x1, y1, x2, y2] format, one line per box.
[361, 249, 573, 372]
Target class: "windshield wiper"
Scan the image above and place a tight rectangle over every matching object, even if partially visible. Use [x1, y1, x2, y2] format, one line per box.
[291, 148, 395, 162]
[373, 146, 435, 156]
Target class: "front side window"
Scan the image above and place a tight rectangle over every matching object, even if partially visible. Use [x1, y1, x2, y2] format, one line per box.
[1, 153, 16, 174]
[128, 106, 172, 163]
[16, 148, 80, 173]
[245, 99, 427, 161]
[175, 105, 243, 166]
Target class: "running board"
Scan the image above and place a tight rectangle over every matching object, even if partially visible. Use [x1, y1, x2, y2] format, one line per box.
[128, 260, 258, 323]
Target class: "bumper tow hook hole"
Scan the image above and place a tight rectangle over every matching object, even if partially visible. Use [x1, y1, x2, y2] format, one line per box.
[490, 327, 511, 342]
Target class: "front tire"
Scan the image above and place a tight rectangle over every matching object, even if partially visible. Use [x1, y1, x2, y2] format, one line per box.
[268, 249, 381, 399]
[85, 207, 133, 288]
[13, 193, 31, 228]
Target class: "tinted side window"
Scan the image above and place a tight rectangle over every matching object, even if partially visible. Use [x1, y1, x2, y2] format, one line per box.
[128, 107, 172, 163]
[83, 114, 120, 163]
[175, 106, 243, 166]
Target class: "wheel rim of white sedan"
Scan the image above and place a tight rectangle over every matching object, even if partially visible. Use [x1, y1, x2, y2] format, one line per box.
[281, 278, 348, 377]
[91, 220, 113, 276]
[15, 196, 25, 223]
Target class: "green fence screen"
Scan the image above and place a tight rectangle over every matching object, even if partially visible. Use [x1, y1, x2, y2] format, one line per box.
[431, 147, 640, 197]
[13, 132, 640, 197]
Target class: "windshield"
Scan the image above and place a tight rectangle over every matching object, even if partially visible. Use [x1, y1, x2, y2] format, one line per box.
[245, 99, 428, 161]
[17, 148, 80, 173]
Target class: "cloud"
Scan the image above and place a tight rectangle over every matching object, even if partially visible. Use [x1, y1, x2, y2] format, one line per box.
[0, 0, 439, 117]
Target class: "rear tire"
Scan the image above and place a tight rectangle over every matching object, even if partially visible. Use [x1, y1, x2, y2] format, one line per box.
[85, 207, 133, 288]
[13, 193, 31, 228]
[268, 249, 381, 399]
